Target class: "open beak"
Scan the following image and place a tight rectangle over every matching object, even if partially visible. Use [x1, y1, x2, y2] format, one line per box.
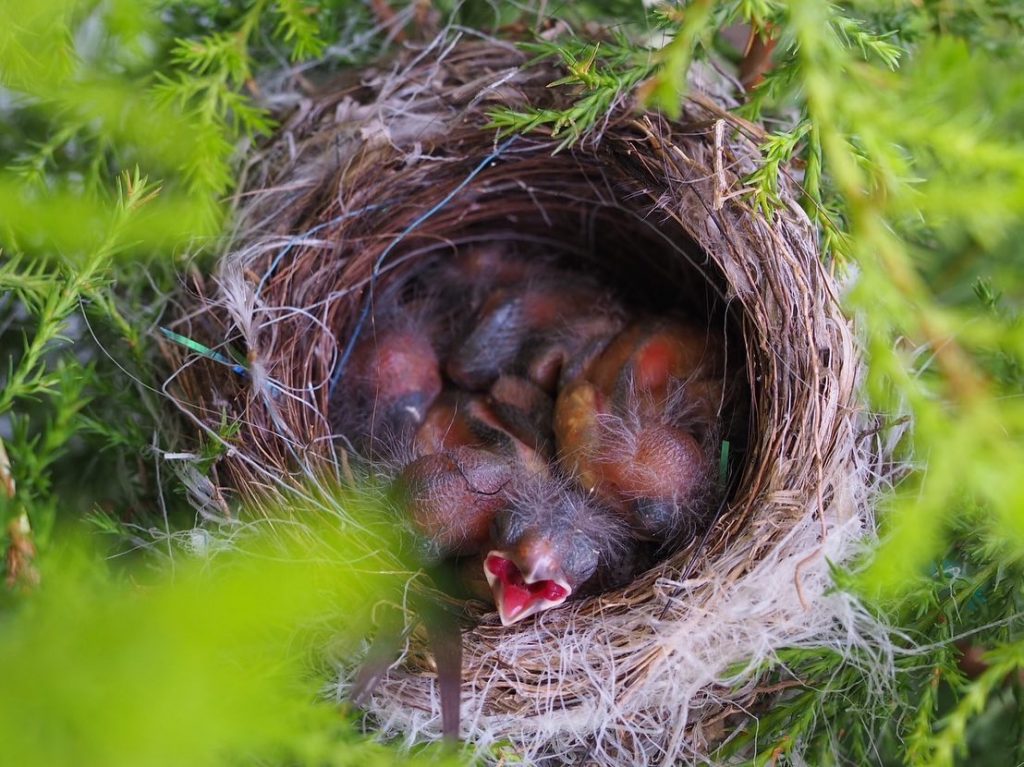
[483, 551, 571, 626]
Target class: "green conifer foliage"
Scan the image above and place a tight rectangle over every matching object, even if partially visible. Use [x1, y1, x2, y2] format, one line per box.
[1, 1, 1022, 764]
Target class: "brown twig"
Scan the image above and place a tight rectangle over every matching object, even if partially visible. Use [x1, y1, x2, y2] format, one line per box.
[5, 514, 39, 591]
[0, 436, 15, 500]
[740, 24, 778, 91]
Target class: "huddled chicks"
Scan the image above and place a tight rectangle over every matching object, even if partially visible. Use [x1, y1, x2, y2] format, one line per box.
[333, 247, 729, 626]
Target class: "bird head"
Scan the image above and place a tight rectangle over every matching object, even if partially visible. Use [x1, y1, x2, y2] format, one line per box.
[340, 325, 442, 456]
[447, 278, 616, 392]
[483, 534, 576, 626]
[483, 479, 615, 626]
[594, 417, 712, 540]
[396, 447, 515, 559]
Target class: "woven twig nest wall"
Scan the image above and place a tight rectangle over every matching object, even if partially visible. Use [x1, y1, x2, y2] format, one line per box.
[164, 36, 888, 766]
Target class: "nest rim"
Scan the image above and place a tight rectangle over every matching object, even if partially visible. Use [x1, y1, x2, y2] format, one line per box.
[162, 36, 883, 765]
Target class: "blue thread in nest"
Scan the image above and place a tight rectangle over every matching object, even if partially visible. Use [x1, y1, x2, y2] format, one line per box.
[255, 203, 392, 300]
[328, 135, 519, 396]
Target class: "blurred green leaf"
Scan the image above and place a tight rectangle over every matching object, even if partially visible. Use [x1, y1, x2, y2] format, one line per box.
[0, 509, 456, 767]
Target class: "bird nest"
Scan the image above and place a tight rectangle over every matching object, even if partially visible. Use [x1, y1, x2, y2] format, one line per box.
[164, 35, 889, 766]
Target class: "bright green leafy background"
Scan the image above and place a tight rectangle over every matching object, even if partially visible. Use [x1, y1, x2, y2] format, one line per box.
[2, 1, 1023, 766]
[0, 516, 459, 767]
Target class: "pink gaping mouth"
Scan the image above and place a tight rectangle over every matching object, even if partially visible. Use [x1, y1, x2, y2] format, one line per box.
[484, 553, 570, 626]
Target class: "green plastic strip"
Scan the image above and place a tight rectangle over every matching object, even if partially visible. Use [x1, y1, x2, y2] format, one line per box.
[159, 328, 247, 376]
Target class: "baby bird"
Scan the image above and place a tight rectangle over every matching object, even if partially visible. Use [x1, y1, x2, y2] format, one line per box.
[397, 393, 630, 626]
[412, 391, 549, 473]
[447, 278, 622, 393]
[397, 446, 517, 558]
[485, 375, 555, 460]
[484, 477, 629, 626]
[397, 393, 547, 559]
[435, 245, 546, 311]
[586, 321, 725, 429]
[554, 319, 726, 541]
[332, 303, 444, 458]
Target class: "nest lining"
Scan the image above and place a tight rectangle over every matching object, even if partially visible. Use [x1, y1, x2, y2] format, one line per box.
[163, 35, 893, 766]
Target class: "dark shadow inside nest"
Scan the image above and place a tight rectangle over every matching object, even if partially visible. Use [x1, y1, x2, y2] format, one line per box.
[328, 172, 751, 628]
